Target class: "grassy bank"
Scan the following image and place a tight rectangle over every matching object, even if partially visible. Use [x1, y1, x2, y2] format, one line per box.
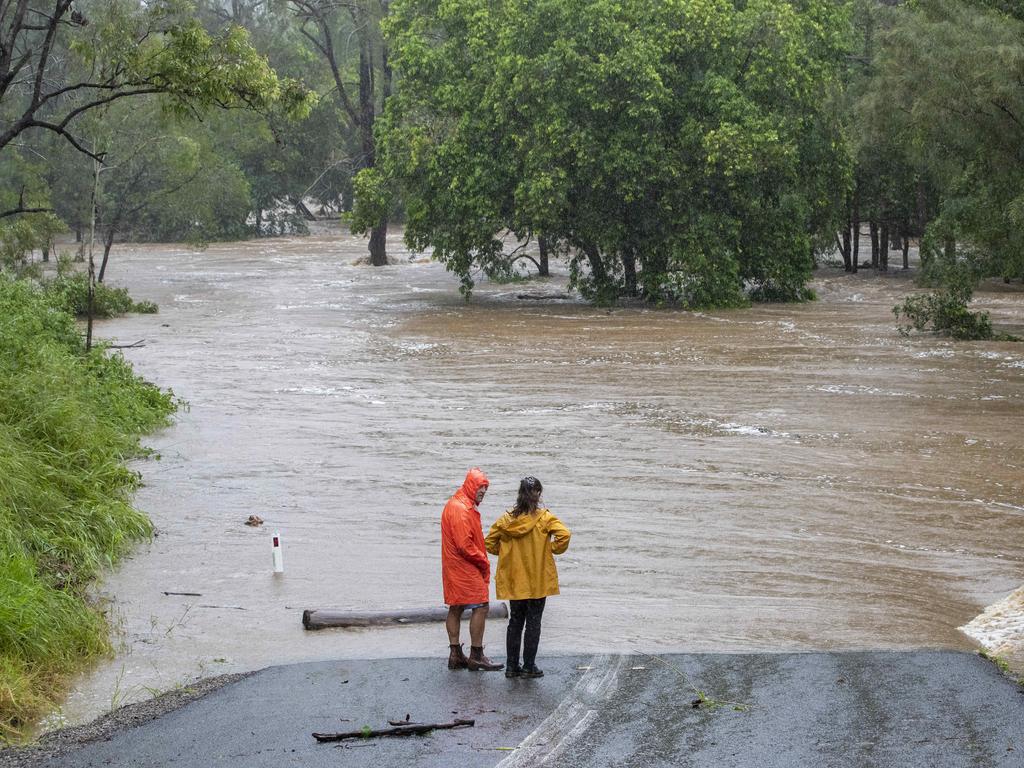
[0, 276, 176, 741]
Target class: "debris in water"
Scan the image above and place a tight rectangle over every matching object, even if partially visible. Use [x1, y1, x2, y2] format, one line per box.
[313, 719, 474, 742]
[245, 515, 264, 527]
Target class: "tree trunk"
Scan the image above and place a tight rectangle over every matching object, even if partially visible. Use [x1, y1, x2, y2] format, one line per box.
[915, 179, 928, 237]
[98, 228, 115, 283]
[583, 244, 607, 284]
[879, 223, 889, 272]
[621, 249, 637, 296]
[902, 234, 909, 270]
[851, 191, 860, 274]
[841, 201, 852, 272]
[359, 12, 390, 266]
[870, 221, 879, 269]
[538, 236, 550, 276]
[86, 154, 100, 351]
[369, 223, 387, 266]
[944, 236, 956, 262]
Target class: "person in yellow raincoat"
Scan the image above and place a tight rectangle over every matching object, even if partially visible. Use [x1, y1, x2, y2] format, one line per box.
[485, 476, 571, 678]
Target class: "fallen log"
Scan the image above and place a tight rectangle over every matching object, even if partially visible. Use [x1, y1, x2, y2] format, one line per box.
[302, 602, 508, 630]
[313, 718, 474, 742]
[516, 292, 572, 300]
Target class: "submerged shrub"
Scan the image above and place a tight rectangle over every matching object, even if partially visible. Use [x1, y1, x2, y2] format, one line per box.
[45, 273, 158, 318]
[0, 276, 175, 740]
[894, 289, 994, 340]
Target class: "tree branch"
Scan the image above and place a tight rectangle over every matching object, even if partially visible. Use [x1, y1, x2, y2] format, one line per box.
[0, 206, 53, 220]
[26, 119, 105, 161]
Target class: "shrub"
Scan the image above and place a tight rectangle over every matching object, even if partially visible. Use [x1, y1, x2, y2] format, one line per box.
[894, 288, 994, 340]
[44, 274, 157, 318]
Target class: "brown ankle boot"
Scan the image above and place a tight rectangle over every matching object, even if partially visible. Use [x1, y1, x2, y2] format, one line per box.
[467, 646, 503, 671]
[447, 643, 468, 670]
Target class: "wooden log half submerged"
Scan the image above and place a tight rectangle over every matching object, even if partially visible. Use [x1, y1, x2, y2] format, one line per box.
[302, 602, 508, 630]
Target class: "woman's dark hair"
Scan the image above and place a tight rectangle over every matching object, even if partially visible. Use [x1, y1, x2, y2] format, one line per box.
[512, 476, 543, 517]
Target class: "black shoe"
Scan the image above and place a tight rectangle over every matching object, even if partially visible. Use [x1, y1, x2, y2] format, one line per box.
[520, 665, 544, 678]
[505, 665, 522, 678]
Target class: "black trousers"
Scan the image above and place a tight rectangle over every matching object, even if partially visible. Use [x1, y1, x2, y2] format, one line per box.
[506, 597, 546, 668]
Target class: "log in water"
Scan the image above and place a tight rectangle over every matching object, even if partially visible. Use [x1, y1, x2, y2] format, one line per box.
[302, 602, 509, 630]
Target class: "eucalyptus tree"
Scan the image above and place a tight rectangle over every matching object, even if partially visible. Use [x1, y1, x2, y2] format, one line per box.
[356, 0, 850, 305]
[288, 0, 392, 264]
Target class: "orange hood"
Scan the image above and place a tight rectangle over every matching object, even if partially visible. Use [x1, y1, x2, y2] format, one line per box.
[457, 467, 489, 507]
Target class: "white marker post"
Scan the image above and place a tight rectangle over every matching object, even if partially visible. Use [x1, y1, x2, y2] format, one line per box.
[272, 531, 284, 573]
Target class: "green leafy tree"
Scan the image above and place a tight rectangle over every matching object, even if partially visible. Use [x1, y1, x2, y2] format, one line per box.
[0, 0, 305, 179]
[356, 0, 850, 304]
[867, 0, 1024, 283]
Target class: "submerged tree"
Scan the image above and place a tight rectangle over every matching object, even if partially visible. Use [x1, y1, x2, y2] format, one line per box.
[355, 0, 850, 304]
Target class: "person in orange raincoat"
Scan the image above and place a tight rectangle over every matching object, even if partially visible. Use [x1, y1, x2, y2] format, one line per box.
[485, 476, 571, 679]
[441, 468, 503, 671]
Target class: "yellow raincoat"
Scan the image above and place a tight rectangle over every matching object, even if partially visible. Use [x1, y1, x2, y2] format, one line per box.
[485, 508, 570, 600]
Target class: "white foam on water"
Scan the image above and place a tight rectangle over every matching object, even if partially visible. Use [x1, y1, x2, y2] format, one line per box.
[960, 586, 1024, 658]
[720, 422, 788, 438]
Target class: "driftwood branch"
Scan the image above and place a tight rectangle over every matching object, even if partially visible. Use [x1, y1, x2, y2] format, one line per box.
[516, 292, 572, 301]
[303, 602, 508, 630]
[312, 719, 474, 742]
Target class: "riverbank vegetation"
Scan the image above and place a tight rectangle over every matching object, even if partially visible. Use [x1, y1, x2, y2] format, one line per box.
[3, 0, 1023, 312]
[0, 277, 177, 740]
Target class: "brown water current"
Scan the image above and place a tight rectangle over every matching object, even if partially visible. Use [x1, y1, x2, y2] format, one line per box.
[56, 229, 1024, 726]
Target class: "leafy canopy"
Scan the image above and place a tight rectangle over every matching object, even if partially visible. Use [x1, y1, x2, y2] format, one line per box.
[357, 0, 850, 304]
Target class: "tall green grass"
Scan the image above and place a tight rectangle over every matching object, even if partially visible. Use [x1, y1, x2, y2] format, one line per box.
[0, 276, 176, 740]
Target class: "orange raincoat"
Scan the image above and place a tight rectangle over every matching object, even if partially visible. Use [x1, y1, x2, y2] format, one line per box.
[485, 508, 570, 600]
[441, 468, 491, 606]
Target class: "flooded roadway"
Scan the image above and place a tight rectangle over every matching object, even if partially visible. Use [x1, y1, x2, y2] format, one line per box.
[57, 229, 1024, 726]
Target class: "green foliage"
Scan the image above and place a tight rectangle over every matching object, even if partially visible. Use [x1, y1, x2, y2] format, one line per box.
[45, 274, 159, 318]
[0, 276, 176, 740]
[894, 289, 994, 341]
[868, 0, 1024, 282]
[363, 0, 850, 305]
[893, 261, 997, 341]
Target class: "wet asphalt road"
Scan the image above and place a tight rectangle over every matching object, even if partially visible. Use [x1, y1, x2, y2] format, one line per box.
[22, 652, 1024, 767]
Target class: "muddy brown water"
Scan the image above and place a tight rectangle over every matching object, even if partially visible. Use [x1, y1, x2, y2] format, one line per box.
[55, 229, 1024, 727]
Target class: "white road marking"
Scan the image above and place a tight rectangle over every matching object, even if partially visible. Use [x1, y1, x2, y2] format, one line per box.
[494, 655, 625, 767]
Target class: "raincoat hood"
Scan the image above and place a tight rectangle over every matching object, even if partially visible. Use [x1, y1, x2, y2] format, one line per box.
[457, 467, 489, 505]
[496, 511, 543, 537]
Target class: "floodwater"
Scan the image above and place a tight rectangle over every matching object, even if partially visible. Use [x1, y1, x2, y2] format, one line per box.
[57, 228, 1024, 726]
